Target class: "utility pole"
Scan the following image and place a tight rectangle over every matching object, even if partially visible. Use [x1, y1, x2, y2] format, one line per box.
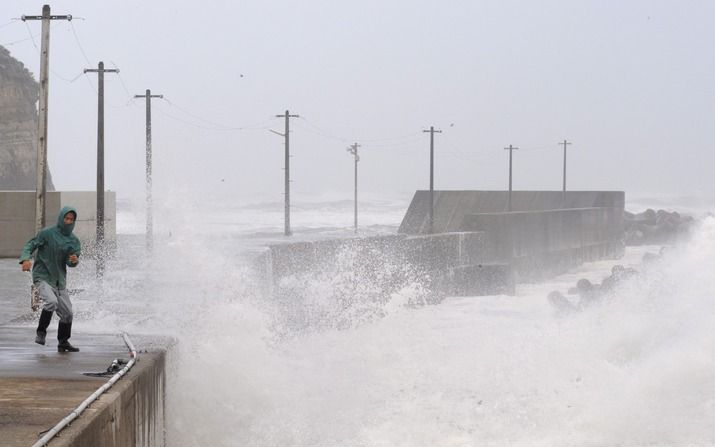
[559, 139, 572, 208]
[423, 126, 442, 233]
[272, 110, 299, 236]
[22, 5, 72, 233]
[504, 144, 519, 211]
[134, 89, 163, 251]
[346, 143, 360, 233]
[84, 61, 119, 277]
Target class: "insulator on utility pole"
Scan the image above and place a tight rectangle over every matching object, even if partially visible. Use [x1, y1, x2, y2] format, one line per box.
[83, 61, 119, 278]
[22, 5, 72, 233]
[134, 90, 163, 252]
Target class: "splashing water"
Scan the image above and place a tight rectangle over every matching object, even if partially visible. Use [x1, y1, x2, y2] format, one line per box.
[70, 199, 715, 446]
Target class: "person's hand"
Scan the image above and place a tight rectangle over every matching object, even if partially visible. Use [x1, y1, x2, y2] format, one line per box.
[21, 260, 32, 272]
[68, 254, 78, 264]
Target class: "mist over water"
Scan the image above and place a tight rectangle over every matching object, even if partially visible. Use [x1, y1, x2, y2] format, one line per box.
[67, 196, 715, 446]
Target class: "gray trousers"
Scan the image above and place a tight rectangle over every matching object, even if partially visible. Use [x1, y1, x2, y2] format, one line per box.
[36, 281, 73, 323]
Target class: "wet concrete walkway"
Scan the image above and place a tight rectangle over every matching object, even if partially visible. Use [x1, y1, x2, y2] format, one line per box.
[0, 257, 169, 446]
[0, 259, 32, 326]
[0, 326, 133, 445]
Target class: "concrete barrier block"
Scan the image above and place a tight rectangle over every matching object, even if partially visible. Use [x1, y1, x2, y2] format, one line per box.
[0, 191, 116, 258]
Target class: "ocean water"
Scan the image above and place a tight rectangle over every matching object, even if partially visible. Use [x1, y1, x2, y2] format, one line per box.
[68, 194, 714, 446]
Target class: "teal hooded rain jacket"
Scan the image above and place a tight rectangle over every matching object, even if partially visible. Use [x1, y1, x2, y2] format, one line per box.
[19, 206, 82, 289]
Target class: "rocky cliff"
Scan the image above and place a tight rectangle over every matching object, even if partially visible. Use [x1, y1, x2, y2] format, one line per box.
[0, 45, 54, 190]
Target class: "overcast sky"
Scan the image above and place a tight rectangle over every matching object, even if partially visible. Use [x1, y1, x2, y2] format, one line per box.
[1, 1, 714, 204]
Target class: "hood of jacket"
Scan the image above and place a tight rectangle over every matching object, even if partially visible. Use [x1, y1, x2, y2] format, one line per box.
[56, 206, 78, 236]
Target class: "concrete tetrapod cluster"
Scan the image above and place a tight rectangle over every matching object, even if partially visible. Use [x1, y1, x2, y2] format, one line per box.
[547, 264, 639, 313]
[624, 209, 695, 246]
[546, 247, 673, 314]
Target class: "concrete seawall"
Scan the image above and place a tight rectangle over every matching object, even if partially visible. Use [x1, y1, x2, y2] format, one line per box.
[257, 192, 625, 298]
[463, 207, 624, 281]
[255, 232, 514, 301]
[51, 352, 166, 447]
[399, 190, 624, 235]
[0, 328, 167, 447]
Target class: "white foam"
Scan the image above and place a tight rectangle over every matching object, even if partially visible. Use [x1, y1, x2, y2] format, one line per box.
[72, 197, 715, 446]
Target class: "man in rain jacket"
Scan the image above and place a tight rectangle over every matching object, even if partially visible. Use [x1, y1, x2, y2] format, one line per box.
[19, 206, 82, 352]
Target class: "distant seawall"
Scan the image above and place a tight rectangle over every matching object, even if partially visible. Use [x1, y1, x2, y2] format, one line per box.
[256, 191, 625, 298]
[462, 207, 624, 281]
[255, 232, 513, 301]
[398, 190, 624, 235]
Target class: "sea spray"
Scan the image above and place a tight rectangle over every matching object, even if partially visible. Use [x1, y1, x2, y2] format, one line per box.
[69, 198, 715, 446]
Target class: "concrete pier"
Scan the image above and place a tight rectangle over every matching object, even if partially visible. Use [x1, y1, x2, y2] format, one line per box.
[0, 327, 166, 446]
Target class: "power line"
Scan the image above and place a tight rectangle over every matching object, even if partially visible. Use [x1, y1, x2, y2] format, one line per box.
[109, 61, 139, 107]
[295, 117, 350, 142]
[69, 20, 92, 66]
[156, 98, 275, 130]
[22, 21, 83, 83]
[155, 106, 274, 131]
[297, 116, 423, 145]
[66, 20, 100, 94]
[1, 28, 41, 46]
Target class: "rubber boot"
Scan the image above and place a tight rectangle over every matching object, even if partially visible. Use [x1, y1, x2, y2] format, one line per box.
[35, 310, 53, 345]
[57, 322, 79, 352]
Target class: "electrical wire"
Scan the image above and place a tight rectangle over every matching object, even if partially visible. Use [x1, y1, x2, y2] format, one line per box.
[154, 106, 272, 132]
[109, 60, 140, 108]
[65, 20, 101, 94]
[2, 22, 42, 46]
[21, 21, 84, 83]
[69, 20, 93, 66]
[295, 116, 425, 148]
[295, 117, 351, 143]
[158, 97, 276, 131]
[0, 20, 17, 30]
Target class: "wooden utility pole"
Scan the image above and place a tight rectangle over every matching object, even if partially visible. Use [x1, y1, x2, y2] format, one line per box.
[423, 126, 442, 233]
[347, 143, 360, 233]
[560, 139, 572, 207]
[22, 5, 72, 232]
[504, 144, 519, 211]
[84, 61, 119, 277]
[272, 110, 299, 236]
[134, 89, 163, 251]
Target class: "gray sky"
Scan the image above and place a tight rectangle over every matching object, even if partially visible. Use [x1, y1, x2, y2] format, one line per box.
[1, 0, 714, 203]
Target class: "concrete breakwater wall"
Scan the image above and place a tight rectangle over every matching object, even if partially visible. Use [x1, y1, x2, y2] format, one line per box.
[255, 233, 514, 308]
[399, 190, 624, 235]
[463, 207, 624, 281]
[257, 202, 624, 301]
